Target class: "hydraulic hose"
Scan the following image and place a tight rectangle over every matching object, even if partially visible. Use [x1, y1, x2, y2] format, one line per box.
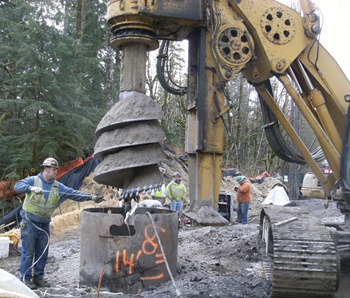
[156, 40, 187, 96]
[259, 79, 324, 164]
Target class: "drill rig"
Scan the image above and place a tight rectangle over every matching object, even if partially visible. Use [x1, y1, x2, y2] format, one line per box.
[94, 0, 350, 296]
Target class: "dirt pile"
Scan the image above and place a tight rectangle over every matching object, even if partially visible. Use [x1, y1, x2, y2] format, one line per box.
[51, 156, 284, 235]
[221, 175, 284, 219]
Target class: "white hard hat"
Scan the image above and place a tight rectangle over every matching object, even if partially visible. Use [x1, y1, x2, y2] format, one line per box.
[41, 157, 59, 168]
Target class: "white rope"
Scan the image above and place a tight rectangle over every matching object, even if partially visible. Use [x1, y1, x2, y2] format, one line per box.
[145, 211, 182, 297]
[22, 193, 50, 283]
[21, 190, 95, 283]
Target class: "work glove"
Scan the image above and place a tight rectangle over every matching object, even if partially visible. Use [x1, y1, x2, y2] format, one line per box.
[91, 195, 105, 203]
[31, 186, 43, 194]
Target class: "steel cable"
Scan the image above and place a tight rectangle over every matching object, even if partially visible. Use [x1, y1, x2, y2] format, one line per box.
[145, 211, 182, 297]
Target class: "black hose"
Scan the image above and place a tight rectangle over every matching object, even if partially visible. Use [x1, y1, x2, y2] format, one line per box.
[258, 79, 324, 164]
[156, 40, 187, 96]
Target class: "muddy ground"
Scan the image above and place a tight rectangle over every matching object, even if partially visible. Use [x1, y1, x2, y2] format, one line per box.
[1, 199, 349, 298]
[1, 168, 350, 297]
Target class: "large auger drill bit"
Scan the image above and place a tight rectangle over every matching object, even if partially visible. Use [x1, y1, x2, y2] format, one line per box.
[93, 16, 165, 200]
[93, 94, 165, 200]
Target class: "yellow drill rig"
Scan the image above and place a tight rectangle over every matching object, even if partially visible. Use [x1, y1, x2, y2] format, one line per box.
[94, 1, 350, 296]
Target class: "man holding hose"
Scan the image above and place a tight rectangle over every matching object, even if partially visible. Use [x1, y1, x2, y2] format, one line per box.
[14, 157, 104, 289]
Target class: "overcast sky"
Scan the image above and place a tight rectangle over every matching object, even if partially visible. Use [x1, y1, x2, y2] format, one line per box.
[279, 0, 350, 80]
[315, 0, 350, 80]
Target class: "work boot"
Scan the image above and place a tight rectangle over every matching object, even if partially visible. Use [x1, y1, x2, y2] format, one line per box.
[33, 277, 51, 288]
[24, 280, 37, 290]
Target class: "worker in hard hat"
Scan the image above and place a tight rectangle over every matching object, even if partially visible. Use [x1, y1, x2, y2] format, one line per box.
[234, 176, 251, 224]
[14, 157, 104, 290]
[166, 172, 187, 218]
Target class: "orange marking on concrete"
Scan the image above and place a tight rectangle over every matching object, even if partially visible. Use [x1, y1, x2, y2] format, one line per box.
[140, 273, 164, 281]
[142, 225, 158, 255]
[155, 253, 164, 264]
[136, 249, 142, 260]
[144, 225, 157, 241]
[115, 250, 120, 272]
[114, 224, 169, 276]
[122, 249, 135, 274]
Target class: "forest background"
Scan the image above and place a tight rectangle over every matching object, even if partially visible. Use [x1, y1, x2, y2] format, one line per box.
[0, 0, 318, 197]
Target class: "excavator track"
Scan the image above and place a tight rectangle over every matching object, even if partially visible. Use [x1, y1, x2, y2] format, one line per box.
[260, 205, 339, 298]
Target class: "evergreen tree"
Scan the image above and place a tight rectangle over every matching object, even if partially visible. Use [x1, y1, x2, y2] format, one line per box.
[0, 0, 110, 180]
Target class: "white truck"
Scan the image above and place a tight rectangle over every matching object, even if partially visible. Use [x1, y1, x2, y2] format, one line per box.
[300, 169, 332, 198]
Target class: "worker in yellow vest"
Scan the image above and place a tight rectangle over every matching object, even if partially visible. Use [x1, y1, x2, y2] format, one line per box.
[166, 172, 187, 217]
[14, 157, 104, 289]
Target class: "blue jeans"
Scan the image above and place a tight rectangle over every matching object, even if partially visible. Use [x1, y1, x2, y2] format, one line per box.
[237, 202, 250, 224]
[170, 200, 183, 217]
[20, 219, 50, 282]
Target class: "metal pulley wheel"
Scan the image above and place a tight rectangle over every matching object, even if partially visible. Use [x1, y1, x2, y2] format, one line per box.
[216, 26, 254, 65]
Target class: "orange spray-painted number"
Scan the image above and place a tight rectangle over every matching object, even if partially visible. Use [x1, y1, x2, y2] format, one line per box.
[122, 249, 135, 274]
[115, 250, 120, 272]
[142, 224, 166, 255]
[115, 249, 138, 274]
[114, 224, 168, 278]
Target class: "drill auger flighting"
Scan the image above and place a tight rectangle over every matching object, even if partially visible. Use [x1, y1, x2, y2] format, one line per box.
[93, 2, 172, 199]
[93, 92, 166, 199]
[93, 6, 167, 199]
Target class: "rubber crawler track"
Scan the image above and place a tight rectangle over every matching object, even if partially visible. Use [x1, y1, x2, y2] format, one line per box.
[260, 205, 339, 298]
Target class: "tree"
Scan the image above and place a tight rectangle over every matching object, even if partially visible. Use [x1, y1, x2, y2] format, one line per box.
[146, 41, 187, 147]
[0, 0, 109, 179]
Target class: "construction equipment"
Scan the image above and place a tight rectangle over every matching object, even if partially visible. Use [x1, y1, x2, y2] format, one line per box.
[217, 191, 235, 222]
[95, 1, 350, 296]
[300, 171, 329, 199]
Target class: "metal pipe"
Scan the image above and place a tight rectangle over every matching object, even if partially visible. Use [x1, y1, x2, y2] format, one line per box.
[80, 207, 179, 294]
[288, 66, 303, 94]
[197, 27, 206, 150]
[296, 60, 342, 153]
[277, 74, 340, 178]
[336, 244, 350, 252]
[296, 59, 314, 91]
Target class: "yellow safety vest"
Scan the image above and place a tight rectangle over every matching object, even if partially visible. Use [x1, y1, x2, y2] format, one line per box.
[22, 176, 60, 218]
[166, 181, 186, 201]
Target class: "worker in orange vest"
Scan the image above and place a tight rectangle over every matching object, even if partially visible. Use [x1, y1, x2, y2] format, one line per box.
[234, 176, 251, 224]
